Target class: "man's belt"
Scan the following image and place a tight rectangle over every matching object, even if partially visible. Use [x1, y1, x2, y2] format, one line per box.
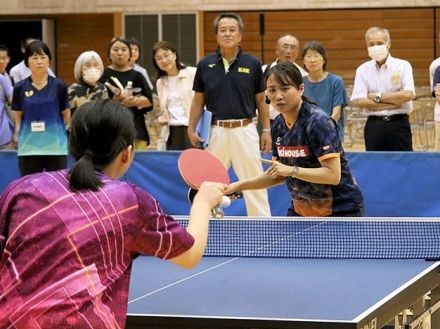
[212, 118, 253, 128]
[368, 114, 409, 122]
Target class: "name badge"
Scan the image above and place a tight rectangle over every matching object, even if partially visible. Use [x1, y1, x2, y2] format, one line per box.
[31, 121, 45, 132]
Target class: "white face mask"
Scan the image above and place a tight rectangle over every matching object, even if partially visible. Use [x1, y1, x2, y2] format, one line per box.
[82, 67, 101, 85]
[367, 44, 388, 62]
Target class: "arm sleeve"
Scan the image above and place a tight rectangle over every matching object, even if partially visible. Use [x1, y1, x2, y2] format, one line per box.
[128, 186, 195, 259]
[350, 66, 368, 101]
[67, 84, 78, 111]
[59, 80, 69, 111]
[333, 76, 348, 108]
[0, 179, 24, 254]
[432, 66, 440, 97]
[308, 114, 342, 160]
[99, 69, 114, 98]
[11, 83, 22, 111]
[0, 75, 13, 98]
[193, 61, 204, 93]
[401, 61, 415, 94]
[254, 60, 265, 94]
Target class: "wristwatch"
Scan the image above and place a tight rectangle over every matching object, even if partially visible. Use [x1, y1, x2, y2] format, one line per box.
[291, 165, 299, 177]
[374, 92, 382, 104]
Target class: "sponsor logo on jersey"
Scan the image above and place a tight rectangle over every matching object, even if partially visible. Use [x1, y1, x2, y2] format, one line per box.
[277, 146, 309, 158]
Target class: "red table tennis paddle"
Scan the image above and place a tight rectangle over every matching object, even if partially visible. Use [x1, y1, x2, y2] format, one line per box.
[178, 148, 242, 218]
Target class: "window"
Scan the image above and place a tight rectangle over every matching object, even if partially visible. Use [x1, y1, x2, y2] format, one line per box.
[124, 13, 198, 86]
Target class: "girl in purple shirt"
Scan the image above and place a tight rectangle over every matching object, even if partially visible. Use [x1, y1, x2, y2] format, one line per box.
[0, 99, 225, 328]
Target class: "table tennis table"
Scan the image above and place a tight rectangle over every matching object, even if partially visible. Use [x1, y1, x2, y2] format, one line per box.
[126, 217, 440, 329]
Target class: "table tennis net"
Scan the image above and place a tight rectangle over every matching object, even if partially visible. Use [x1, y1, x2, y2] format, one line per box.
[175, 216, 440, 259]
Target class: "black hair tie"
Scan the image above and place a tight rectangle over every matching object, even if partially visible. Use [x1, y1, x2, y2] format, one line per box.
[83, 150, 94, 160]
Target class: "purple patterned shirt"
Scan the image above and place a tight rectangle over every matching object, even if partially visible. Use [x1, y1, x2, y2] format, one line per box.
[0, 170, 194, 328]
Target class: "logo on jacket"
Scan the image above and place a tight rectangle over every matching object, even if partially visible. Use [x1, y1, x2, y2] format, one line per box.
[208, 64, 216, 68]
[238, 67, 250, 74]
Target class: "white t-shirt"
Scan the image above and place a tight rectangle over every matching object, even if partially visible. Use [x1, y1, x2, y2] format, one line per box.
[166, 76, 188, 126]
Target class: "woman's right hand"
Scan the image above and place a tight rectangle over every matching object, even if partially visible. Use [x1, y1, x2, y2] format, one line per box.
[225, 181, 241, 199]
[194, 182, 226, 208]
[157, 114, 168, 126]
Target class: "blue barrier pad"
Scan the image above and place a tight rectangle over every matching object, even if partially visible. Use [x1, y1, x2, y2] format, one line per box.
[1, 150, 439, 217]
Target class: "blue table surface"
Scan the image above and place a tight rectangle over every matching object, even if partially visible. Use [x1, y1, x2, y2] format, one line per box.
[127, 256, 437, 322]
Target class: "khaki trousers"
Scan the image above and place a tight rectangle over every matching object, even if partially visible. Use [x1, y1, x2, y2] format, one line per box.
[207, 124, 271, 217]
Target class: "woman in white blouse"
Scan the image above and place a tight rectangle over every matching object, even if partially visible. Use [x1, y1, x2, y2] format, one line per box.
[153, 41, 196, 150]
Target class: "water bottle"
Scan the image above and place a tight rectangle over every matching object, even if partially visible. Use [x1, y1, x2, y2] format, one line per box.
[125, 81, 133, 97]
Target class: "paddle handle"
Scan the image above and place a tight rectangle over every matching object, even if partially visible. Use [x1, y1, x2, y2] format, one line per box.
[187, 189, 243, 219]
[211, 205, 225, 219]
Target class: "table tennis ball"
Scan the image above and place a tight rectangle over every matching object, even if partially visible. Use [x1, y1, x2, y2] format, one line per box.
[220, 196, 231, 208]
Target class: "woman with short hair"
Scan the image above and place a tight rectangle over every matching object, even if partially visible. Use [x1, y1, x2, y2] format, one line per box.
[302, 40, 347, 141]
[12, 40, 70, 176]
[68, 50, 108, 116]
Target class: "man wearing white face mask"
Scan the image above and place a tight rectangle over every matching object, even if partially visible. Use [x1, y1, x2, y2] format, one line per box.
[68, 51, 108, 116]
[351, 26, 415, 151]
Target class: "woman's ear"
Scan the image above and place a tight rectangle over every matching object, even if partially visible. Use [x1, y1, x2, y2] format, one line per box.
[121, 145, 134, 163]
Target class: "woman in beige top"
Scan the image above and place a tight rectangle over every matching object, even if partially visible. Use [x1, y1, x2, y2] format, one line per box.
[153, 41, 196, 150]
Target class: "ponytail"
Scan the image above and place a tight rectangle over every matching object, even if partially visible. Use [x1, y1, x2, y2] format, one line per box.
[69, 150, 103, 192]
